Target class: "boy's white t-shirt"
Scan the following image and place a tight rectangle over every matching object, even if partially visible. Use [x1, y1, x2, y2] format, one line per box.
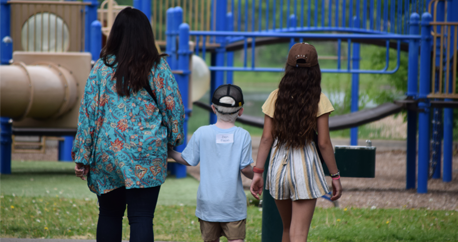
[182, 125, 253, 222]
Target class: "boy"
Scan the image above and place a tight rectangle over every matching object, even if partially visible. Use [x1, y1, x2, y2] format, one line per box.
[168, 84, 254, 242]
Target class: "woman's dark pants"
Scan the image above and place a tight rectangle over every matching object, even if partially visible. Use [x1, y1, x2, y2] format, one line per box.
[96, 186, 161, 242]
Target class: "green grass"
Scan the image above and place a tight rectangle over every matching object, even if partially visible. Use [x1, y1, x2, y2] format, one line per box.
[2, 195, 457, 241]
[308, 207, 458, 242]
[2, 161, 458, 241]
[0, 195, 262, 241]
[1, 161, 199, 205]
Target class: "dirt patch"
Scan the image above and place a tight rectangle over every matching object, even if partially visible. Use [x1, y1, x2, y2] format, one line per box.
[316, 150, 458, 210]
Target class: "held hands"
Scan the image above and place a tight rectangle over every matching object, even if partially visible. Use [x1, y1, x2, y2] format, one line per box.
[250, 173, 264, 200]
[167, 145, 175, 158]
[330, 178, 342, 201]
[75, 163, 89, 180]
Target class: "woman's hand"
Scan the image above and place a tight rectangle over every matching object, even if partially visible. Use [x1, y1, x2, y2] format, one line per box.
[330, 179, 342, 201]
[75, 163, 89, 180]
[167, 145, 175, 158]
[250, 173, 264, 200]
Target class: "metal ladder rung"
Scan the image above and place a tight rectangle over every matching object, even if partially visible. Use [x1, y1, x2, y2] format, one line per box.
[428, 93, 458, 99]
[12, 135, 47, 154]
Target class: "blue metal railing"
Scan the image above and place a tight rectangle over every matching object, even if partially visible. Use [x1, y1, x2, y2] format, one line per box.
[190, 30, 413, 74]
[227, 0, 428, 35]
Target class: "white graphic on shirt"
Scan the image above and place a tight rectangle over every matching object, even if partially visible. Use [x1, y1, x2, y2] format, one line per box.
[216, 133, 234, 143]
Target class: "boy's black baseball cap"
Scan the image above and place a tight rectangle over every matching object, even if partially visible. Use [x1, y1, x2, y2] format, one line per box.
[212, 84, 244, 107]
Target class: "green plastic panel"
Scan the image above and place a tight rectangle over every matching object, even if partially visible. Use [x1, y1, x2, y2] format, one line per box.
[323, 146, 376, 178]
[261, 151, 284, 242]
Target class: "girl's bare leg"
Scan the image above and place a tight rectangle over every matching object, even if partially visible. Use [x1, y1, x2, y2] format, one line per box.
[274, 199, 293, 242]
[290, 199, 317, 242]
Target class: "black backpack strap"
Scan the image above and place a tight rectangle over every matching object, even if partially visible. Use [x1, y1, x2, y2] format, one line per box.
[144, 71, 157, 104]
[144, 81, 157, 104]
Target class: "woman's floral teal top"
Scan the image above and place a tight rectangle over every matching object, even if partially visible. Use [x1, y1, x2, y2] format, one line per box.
[72, 57, 185, 195]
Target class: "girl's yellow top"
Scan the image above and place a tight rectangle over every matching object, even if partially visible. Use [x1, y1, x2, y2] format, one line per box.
[261, 89, 334, 118]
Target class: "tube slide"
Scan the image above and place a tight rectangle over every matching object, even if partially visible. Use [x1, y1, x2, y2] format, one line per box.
[0, 62, 78, 120]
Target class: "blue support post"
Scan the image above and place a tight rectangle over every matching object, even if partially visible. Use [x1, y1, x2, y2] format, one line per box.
[226, 12, 234, 85]
[90, 20, 102, 62]
[417, 12, 433, 194]
[173, 23, 191, 179]
[63, 0, 98, 162]
[0, 36, 13, 65]
[133, 0, 141, 11]
[84, 0, 98, 52]
[289, 15, 297, 48]
[0, 0, 12, 64]
[350, 17, 360, 146]
[442, 0, 457, 183]
[142, 0, 151, 22]
[58, 136, 74, 162]
[0, 117, 12, 174]
[431, 0, 445, 179]
[289, 14, 297, 31]
[443, 107, 453, 182]
[406, 13, 420, 190]
[171, 7, 183, 69]
[166, 8, 175, 66]
[431, 108, 442, 179]
[209, 0, 227, 124]
[1, 0, 14, 174]
[167, 7, 185, 177]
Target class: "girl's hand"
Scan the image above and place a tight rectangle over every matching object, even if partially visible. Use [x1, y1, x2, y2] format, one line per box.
[75, 163, 89, 180]
[330, 179, 342, 201]
[250, 173, 264, 200]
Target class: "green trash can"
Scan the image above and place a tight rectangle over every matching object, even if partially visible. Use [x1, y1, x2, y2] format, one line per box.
[261, 151, 283, 242]
[322, 145, 376, 178]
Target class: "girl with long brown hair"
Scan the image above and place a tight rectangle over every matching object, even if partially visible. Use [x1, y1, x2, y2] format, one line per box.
[250, 43, 342, 242]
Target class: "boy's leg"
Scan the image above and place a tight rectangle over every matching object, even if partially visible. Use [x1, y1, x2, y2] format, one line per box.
[199, 219, 222, 242]
[274, 199, 293, 242]
[221, 219, 246, 242]
[126, 186, 161, 242]
[290, 199, 317, 242]
[97, 187, 127, 242]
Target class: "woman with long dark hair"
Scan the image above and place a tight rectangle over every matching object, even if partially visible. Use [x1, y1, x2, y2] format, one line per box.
[72, 7, 185, 241]
[250, 43, 342, 242]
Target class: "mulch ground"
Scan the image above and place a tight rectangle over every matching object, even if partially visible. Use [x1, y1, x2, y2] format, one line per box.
[186, 139, 458, 210]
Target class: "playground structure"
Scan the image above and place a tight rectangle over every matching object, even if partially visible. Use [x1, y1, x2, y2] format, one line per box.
[165, 0, 457, 196]
[0, 0, 457, 241]
[0, 0, 457, 193]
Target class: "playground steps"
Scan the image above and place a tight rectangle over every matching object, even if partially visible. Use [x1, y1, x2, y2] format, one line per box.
[12, 135, 63, 154]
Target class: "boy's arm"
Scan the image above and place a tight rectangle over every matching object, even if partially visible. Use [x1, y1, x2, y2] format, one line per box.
[241, 165, 254, 179]
[167, 148, 191, 166]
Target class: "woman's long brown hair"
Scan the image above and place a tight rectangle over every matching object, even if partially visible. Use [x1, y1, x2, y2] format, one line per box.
[100, 7, 167, 97]
[273, 63, 322, 149]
